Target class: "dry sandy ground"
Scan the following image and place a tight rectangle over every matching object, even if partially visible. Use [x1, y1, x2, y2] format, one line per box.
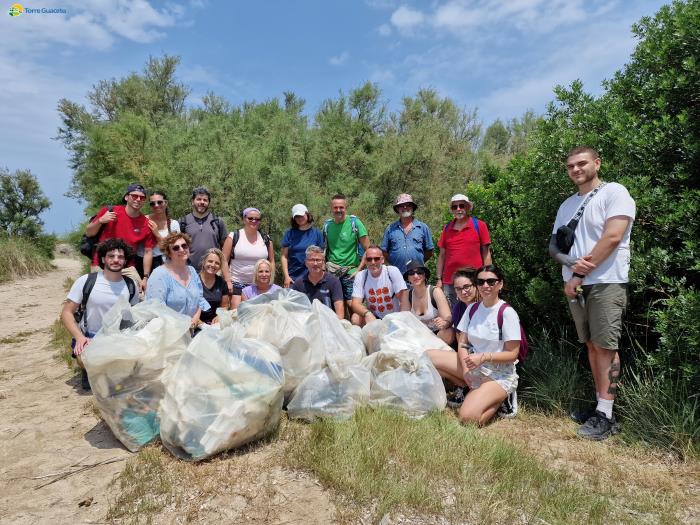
[0, 255, 335, 524]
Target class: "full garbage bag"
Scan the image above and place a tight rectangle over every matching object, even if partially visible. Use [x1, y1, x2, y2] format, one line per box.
[82, 297, 191, 451]
[159, 324, 284, 460]
[363, 350, 447, 418]
[362, 312, 451, 356]
[237, 289, 324, 397]
[286, 301, 368, 421]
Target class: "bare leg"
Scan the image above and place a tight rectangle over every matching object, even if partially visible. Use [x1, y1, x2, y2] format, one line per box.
[589, 343, 619, 401]
[437, 327, 455, 346]
[458, 380, 508, 426]
[427, 349, 466, 387]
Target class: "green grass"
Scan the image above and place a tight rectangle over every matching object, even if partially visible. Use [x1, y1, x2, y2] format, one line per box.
[0, 235, 53, 283]
[0, 330, 34, 345]
[283, 407, 611, 524]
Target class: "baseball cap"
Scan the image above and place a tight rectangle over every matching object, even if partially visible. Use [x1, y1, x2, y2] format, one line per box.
[124, 183, 146, 197]
[291, 204, 309, 217]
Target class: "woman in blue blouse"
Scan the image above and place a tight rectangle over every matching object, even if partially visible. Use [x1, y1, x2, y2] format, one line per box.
[280, 204, 325, 287]
[146, 232, 210, 330]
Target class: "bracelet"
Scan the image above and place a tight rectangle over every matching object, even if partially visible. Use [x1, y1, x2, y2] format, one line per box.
[572, 272, 585, 279]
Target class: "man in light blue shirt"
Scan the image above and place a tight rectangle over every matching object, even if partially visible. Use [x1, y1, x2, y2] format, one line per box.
[380, 193, 434, 276]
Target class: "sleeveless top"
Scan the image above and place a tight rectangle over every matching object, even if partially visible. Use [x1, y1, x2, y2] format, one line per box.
[410, 285, 438, 325]
[228, 229, 269, 285]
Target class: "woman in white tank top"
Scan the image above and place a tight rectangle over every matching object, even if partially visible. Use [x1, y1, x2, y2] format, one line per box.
[404, 261, 453, 345]
[222, 207, 275, 308]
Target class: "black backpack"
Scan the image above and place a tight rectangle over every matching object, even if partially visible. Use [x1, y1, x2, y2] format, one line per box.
[180, 212, 227, 247]
[79, 205, 113, 258]
[228, 229, 272, 262]
[73, 272, 137, 331]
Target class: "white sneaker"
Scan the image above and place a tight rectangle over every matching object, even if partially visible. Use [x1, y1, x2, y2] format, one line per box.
[498, 390, 518, 418]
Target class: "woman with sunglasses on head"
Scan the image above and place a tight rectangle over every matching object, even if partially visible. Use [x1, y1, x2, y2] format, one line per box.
[241, 259, 282, 301]
[222, 207, 275, 308]
[146, 232, 210, 331]
[135, 190, 180, 277]
[198, 248, 231, 325]
[403, 260, 453, 345]
[428, 265, 520, 426]
[281, 204, 325, 288]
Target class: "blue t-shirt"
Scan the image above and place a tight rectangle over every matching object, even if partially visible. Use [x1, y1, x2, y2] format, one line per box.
[145, 265, 210, 317]
[281, 226, 325, 281]
[380, 219, 434, 275]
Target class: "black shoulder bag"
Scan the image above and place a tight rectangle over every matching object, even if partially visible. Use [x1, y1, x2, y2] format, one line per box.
[555, 183, 606, 254]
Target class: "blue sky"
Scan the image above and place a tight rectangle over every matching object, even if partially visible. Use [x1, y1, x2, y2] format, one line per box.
[1, 0, 667, 234]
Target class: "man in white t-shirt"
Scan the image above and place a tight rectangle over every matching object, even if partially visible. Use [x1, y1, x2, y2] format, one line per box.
[350, 245, 409, 326]
[549, 146, 636, 441]
[61, 238, 140, 390]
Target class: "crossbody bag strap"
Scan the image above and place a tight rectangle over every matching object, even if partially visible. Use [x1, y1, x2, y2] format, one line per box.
[567, 182, 607, 227]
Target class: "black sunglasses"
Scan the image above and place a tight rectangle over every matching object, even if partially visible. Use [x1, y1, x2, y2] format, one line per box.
[171, 243, 190, 252]
[150, 200, 164, 206]
[366, 257, 382, 262]
[246, 217, 261, 222]
[406, 269, 425, 276]
[476, 278, 500, 286]
[451, 203, 467, 210]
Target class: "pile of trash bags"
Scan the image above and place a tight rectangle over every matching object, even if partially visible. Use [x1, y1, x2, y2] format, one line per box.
[82, 289, 447, 460]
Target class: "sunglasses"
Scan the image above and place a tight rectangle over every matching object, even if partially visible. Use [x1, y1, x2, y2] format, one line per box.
[450, 203, 467, 210]
[129, 193, 146, 201]
[406, 269, 425, 276]
[150, 200, 164, 206]
[171, 243, 190, 252]
[455, 284, 474, 292]
[366, 257, 382, 262]
[476, 278, 501, 287]
[246, 217, 261, 222]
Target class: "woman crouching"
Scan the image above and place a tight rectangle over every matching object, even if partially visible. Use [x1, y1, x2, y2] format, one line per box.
[428, 265, 519, 426]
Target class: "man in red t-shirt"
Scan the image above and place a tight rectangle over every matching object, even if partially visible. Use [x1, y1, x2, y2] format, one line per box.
[85, 183, 156, 291]
[436, 194, 492, 306]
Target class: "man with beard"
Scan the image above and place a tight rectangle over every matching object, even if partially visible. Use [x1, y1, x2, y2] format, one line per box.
[86, 183, 156, 291]
[380, 193, 434, 276]
[350, 245, 409, 326]
[61, 239, 139, 390]
[178, 187, 231, 285]
[323, 193, 371, 307]
[549, 146, 635, 440]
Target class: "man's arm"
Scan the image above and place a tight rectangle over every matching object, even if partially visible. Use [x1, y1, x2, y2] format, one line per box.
[142, 248, 153, 291]
[333, 300, 345, 320]
[424, 248, 434, 262]
[571, 216, 632, 275]
[548, 234, 578, 267]
[358, 235, 370, 271]
[60, 300, 90, 355]
[481, 244, 492, 266]
[85, 208, 114, 237]
[436, 250, 445, 288]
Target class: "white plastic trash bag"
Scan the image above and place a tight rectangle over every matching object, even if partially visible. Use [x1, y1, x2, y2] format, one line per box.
[237, 289, 324, 397]
[159, 324, 284, 460]
[363, 350, 447, 418]
[312, 300, 365, 374]
[82, 297, 191, 451]
[287, 364, 370, 421]
[363, 312, 451, 356]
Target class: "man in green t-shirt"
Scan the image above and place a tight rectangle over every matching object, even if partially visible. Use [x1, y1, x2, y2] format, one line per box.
[324, 193, 370, 305]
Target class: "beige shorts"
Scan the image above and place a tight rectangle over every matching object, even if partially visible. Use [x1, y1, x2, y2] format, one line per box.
[569, 283, 627, 350]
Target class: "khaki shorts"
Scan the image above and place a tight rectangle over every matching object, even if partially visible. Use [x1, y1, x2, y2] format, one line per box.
[568, 283, 627, 350]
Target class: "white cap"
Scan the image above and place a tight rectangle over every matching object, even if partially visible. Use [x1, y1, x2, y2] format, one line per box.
[291, 203, 309, 217]
[450, 193, 471, 204]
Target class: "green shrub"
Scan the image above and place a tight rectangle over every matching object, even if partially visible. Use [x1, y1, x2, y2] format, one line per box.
[0, 235, 53, 282]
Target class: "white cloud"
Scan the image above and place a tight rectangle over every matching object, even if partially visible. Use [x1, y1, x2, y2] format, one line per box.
[378, 23, 392, 36]
[329, 51, 350, 66]
[180, 64, 222, 87]
[390, 5, 425, 31]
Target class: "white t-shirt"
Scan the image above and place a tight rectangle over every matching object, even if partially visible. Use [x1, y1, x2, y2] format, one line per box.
[137, 219, 180, 257]
[229, 230, 269, 285]
[457, 300, 521, 355]
[552, 182, 635, 284]
[66, 272, 139, 334]
[352, 265, 407, 318]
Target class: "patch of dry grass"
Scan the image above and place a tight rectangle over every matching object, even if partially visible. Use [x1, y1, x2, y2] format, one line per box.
[49, 318, 78, 372]
[0, 330, 34, 345]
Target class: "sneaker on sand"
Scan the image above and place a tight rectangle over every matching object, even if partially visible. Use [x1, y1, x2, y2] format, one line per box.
[498, 390, 518, 418]
[446, 387, 466, 408]
[577, 410, 619, 441]
[81, 368, 91, 391]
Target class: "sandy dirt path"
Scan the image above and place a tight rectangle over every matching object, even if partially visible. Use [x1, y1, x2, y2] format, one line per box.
[0, 255, 335, 524]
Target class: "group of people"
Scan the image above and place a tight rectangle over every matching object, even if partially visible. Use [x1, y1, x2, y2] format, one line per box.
[62, 146, 635, 440]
